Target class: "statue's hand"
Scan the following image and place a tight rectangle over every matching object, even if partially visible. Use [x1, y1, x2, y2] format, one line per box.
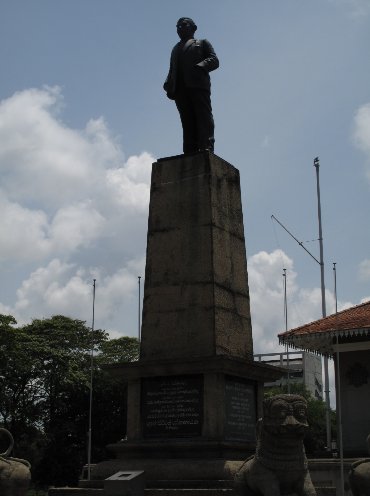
[195, 63, 207, 72]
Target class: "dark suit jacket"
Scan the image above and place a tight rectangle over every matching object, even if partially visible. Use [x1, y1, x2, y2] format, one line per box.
[164, 39, 219, 100]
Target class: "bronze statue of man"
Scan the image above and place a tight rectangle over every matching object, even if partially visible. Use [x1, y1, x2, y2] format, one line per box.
[164, 18, 219, 154]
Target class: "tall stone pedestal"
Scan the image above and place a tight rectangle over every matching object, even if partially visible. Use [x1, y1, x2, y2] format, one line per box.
[140, 151, 253, 362]
[93, 153, 281, 483]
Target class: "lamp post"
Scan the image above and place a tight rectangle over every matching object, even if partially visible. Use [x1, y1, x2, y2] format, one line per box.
[313, 157, 331, 453]
[138, 276, 142, 341]
[87, 279, 96, 481]
[271, 156, 332, 452]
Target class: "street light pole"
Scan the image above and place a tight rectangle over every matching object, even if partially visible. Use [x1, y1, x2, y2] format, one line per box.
[313, 157, 331, 452]
[271, 156, 332, 452]
[138, 276, 142, 341]
[87, 279, 96, 481]
[283, 268, 290, 394]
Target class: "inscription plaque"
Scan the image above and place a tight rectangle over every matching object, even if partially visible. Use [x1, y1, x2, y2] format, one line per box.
[142, 375, 203, 438]
[224, 376, 256, 441]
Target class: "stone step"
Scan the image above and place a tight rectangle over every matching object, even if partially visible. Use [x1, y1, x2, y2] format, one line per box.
[147, 481, 233, 489]
[316, 488, 336, 496]
[79, 480, 233, 490]
[79, 480, 104, 489]
[146, 490, 232, 496]
[48, 484, 337, 496]
[48, 489, 232, 496]
[48, 489, 103, 496]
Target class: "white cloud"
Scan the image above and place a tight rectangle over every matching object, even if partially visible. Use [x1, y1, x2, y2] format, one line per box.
[346, 0, 370, 17]
[106, 152, 152, 211]
[0, 86, 152, 211]
[358, 258, 370, 281]
[248, 249, 349, 354]
[353, 103, 370, 152]
[353, 102, 370, 180]
[329, 0, 370, 18]
[248, 249, 353, 408]
[0, 87, 153, 268]
[0, 87, 92, 205]
[0, 194, 49, 262]
[49, 202, 105, 252]
[261, 135, 270, 148]
[13, 256, 145, 328]
[249, 249, 298, 354]
[0, 87, 153, 333]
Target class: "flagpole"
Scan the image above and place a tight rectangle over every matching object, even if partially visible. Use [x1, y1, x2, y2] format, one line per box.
[138, 276, 142, 341]
[313, 157, 331, 453]
[87, 279, 96, 481]
[271, 156, 332, 451]
[283, 269, 290, 394]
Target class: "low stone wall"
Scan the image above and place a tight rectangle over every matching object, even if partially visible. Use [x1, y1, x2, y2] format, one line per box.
[48, 458, 355, 496]
[309, 458, 355, 495]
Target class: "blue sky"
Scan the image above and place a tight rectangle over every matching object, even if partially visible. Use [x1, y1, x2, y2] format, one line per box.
[1, 0, 370, 387]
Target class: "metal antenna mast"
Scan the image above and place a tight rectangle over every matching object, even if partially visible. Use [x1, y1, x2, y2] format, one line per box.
[271, 156, 331, 452]
[333, 263, 338, 314]
[314, 157, 327, 319]
[87, 278, 96, 481]
[313, 157, 331, 453]
[283, 268, 290, 394]
[138, 276, 142, 341]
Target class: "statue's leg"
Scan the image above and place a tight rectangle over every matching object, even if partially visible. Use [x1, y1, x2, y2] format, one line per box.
[189, 89, 214, 151]
[295, 470, 316, 496]
[175, 91, 198, 153]
[246, 462, 281, 496]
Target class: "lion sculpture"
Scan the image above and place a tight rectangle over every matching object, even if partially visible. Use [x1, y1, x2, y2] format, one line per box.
[0, 428, 31, 496]
[234, 394, 316, 496]
[348, 434, 370, 496]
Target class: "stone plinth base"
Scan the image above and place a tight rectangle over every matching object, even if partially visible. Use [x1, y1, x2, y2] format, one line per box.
[48, 459, 348, 496]
[90, 459, 242, 486]
[106, 355, 282, 461]
[102, 152, 283, 471]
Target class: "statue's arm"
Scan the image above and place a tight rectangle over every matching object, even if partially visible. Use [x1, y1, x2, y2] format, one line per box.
[163, 50, 174, 91]
[196, 39, 219, 72]
[163, 61, 172, 91]
[163, 46, 177, 98]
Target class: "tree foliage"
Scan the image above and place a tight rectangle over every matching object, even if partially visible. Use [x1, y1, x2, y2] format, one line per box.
[264, 383, 337, 455]
[0, 314, 139, 487]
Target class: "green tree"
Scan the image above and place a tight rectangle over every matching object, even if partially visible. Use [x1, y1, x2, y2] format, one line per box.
[0, 315, 45, 438]
[0, 314, 139, 487]
[97, 336, 140, 364]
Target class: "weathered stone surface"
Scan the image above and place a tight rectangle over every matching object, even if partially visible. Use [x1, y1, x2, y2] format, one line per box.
[234, 394, 316, 496]
[348, 434, 370, 496]
[104, 470, 145, 496]
[0, 428, 31, 496]
[140, 152, 253, 362]
[104, 153, 281, 462]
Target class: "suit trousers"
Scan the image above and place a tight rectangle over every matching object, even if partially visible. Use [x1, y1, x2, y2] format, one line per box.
[175, 87, 215, 154]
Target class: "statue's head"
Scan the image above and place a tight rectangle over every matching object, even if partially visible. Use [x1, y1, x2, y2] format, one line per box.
[176, 17, 197, 40]
[262, 394, 308, 437]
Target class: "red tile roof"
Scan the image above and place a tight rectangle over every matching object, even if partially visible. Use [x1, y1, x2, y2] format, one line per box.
[278, 300, 370, 355]
[279, 300, 370, 339]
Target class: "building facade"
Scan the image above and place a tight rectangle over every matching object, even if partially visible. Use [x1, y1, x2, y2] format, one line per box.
[254, 351, 323, 400]
[278, 300, 370, 455]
